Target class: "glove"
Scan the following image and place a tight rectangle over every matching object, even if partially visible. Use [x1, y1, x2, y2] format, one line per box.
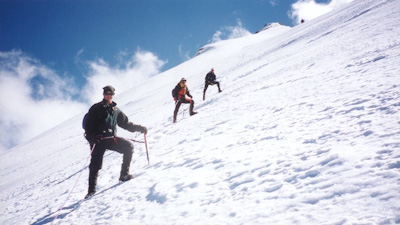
[188, 94, 193, 98]
[139, 126, 148, 134]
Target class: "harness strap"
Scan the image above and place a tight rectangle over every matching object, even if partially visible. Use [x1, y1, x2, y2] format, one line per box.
[101, 136, 113, 140]
[101, 136, 117, 144]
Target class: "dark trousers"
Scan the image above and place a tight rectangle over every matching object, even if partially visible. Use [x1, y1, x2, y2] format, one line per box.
[173, 99, 194, 122]
[203, 81, 221, 100]
[88, 137, 134, 192]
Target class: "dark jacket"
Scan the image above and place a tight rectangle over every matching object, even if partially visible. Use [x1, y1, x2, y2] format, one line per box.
[84, 99, 143, 141]
[205, 72, 216, 84]
[173, 82, 192, 100]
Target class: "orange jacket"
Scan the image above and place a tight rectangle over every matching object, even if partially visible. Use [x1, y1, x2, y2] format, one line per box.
[173, 82, 192, 101]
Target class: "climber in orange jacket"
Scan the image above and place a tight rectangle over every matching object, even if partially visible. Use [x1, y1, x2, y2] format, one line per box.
[172, 78, 197, 123]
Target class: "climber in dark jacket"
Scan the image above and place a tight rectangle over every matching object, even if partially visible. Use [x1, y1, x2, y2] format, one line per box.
[172, 78, 197, 123]
[84, 85, 147, 199]
[203, 68, 222, 100]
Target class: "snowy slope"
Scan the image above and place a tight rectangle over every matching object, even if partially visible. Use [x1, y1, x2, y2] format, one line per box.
[1, 0, 400, 224]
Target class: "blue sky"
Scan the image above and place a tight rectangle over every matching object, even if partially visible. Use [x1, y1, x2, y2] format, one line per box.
[0, 0, 353, 151]
[1, 0, 301, 86]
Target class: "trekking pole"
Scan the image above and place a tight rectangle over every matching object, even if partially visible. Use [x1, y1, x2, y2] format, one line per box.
[52, 143, 96, 224]
[144, 133, 149, 165]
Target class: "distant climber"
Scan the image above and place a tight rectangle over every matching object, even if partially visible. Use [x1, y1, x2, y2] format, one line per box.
[301, 19, 305, 23]
[203, 68, 222, 101]
[83, 85, 147, 199]
[172, 78, 197, 123]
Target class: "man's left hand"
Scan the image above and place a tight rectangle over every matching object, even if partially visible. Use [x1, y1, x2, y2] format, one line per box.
[139, 126, 148, 134]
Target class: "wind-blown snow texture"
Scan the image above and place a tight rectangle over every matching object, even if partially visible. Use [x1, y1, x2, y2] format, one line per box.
[1, 0, 400, 224]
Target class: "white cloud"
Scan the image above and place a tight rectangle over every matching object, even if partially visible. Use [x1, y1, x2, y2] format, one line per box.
[74, 49, 84, 65]
[0, 48, 166, 152]
[83, 49, 166, 104]
[211, 30, 223, 43]
[210, 19, 252, 43]
[178, 44, 191, 61]
[289, 0, 354, 24]
[269, 0, 279, 7]
[0, 50, 87, 151]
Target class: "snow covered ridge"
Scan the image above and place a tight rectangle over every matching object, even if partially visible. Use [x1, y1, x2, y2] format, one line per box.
[255, 22, 282, 33]
[196, 22, 288, 56]
[1, 0, 400, 224]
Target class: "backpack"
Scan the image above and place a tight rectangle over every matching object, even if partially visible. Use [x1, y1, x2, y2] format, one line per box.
[172, 85, 179, 99]
[82, 113, 88, 130]
[172, 89, 176, 98]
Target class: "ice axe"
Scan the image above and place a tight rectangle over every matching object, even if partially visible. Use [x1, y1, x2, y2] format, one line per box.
[129, 134, 150, 165]
[144, 133, 149, 165]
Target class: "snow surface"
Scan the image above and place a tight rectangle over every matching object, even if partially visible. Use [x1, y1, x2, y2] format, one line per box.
[1, 0, 400, 224]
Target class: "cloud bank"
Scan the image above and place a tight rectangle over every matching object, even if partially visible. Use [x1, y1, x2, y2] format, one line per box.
[0, 49, 165, 152]
[210, 19, 252, 43]
[83, 49, 166, 104]
[290, 0, 354, 24]
[0, 50, 87, 152]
